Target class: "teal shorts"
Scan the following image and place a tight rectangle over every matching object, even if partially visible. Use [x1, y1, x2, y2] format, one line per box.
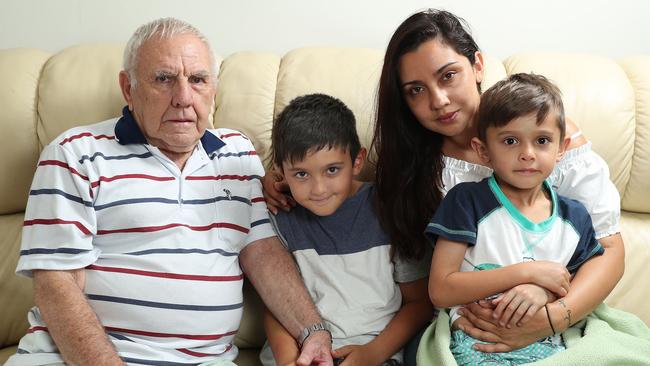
[450, 330, 564, 366]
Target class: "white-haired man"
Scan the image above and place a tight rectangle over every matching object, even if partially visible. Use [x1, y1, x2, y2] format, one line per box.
[7, 18, 332, 366]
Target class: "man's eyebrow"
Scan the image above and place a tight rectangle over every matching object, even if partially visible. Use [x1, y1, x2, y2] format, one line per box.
[401, 61, 458, 87]
[154, 70, 177, 78]
[191, 70, 211, 78]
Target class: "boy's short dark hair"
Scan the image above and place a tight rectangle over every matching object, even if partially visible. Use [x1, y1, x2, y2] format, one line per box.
[272, 93, 361, 168]
[477, 73, 566, 142]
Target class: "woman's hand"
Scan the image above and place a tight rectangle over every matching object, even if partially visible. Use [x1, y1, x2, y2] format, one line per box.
[262, 168, 295, 214]
[491, 284, 556, 328]
[457, 299, 553, 353]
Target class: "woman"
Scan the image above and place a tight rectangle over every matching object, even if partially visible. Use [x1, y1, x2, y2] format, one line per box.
[371, 9, 624, 354]
[264, 8, 624, 361]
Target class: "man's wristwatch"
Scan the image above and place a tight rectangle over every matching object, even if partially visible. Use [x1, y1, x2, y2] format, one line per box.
[297, 322, 331, 348]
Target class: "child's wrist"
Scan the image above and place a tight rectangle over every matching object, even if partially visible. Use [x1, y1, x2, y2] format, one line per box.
[362, 342, 387, 366]
[518, 262, 536, 283]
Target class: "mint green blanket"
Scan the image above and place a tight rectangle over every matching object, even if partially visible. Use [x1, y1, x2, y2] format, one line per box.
[417, 304, 650, 365]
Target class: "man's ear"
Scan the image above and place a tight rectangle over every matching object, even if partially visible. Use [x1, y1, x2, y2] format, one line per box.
[119, 71, 135, 111]
[352, 147, 367, 176]
[557, 136, 571, 162]
[471, 137, 490, 164]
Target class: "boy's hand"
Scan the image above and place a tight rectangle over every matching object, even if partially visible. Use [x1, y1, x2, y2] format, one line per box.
[332, 344, 380, 366]
[525, 261, 570, 297]
[490, 284, 554, 328]
[262, 169, 295, 214]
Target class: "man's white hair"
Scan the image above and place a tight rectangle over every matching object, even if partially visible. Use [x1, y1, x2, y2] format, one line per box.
[123, 17, 217, 87]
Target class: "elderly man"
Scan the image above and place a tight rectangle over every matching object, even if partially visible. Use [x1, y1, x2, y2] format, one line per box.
[7, 18, 332, 366]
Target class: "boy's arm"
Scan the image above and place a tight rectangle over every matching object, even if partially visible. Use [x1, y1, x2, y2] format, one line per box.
[331, 278, 434, 365]
[429, 238, 571, 308]
[263, 305, 300, 366]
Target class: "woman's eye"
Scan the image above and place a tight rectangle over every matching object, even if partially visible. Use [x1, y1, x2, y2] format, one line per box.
[442, 71, 456, 81]
[409, 86, 424, 96]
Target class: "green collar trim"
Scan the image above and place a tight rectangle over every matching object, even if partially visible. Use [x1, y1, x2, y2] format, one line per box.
[488, 175, 556, 232]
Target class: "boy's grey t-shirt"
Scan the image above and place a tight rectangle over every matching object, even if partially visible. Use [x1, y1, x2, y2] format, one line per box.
[270, 182, 430, 348]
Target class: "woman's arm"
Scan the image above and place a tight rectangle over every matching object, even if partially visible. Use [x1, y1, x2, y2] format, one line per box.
[263, 306, 300, 366]
[459, 233, 624, 353]
[331, 278, 434, 365]
[429, 238, 570, 308]
[548, 233, 624, 329]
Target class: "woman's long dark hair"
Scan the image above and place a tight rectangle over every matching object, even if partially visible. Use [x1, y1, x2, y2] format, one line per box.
[371, 9, 480, 261]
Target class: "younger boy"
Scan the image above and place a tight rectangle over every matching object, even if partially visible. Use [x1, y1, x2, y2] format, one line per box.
[260, 93, 433, 366]
[426, 74, 605, 365]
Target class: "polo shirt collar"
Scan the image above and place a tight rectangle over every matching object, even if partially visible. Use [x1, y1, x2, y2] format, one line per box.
[200, 130, 226, 154]
[114, 106, 226, 154]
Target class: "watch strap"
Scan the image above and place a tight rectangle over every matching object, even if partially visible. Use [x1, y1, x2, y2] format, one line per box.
[297, 322, 330, 348]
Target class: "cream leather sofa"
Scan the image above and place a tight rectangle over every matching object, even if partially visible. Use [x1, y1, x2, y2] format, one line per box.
[0, 44, 648, 365]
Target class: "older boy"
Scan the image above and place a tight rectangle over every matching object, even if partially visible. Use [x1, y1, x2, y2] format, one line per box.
[260, 94, 434, 366]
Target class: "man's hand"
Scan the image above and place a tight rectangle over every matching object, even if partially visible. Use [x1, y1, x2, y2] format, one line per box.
[241, 238, 331, 365]
[262, 168, 294, 214]
[491, 284, 555, 328]
[297, 331, 334, 366]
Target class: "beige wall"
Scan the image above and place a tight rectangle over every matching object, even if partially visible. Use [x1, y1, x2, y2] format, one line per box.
[1, 0, 649, 59]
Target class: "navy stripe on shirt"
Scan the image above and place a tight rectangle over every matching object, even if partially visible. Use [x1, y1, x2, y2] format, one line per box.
[87, 294, 243, 311]
[124, 248, 239, 257]
[20, 247, 91, 256]
[30, 189, 93, 207]
[79, 151, 153, 164]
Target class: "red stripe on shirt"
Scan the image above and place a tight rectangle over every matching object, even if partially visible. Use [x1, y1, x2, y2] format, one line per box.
[59, 133, 115, 145]
[97, 222, 249, 235]
[177, 343, 233, 357]
[185, 175, 255, 181]
[251, 197, 266, 203]
[104, 326, 238, 340]
[24, 218, 92, 235]
[219, 133, 243, 139]
[86, 264, 244, 282]
[39, 160, 89, 181]
[90, 174, 175, 188]
[27, 326, 48, 333]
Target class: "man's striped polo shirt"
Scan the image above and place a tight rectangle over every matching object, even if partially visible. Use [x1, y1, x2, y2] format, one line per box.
[9, 107, 275, 365]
